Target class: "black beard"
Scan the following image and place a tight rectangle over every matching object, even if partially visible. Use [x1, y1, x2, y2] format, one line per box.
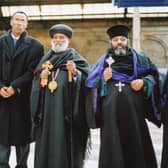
[109, 46, 129, 57]
[114, 48, 127, 56]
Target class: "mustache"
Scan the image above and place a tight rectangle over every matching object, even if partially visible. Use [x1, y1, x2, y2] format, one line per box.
[116, 44, 125, 48]
[55, 42, 63, 46]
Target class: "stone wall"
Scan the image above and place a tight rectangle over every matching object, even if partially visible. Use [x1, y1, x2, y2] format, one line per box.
[1, 18, 168, 67]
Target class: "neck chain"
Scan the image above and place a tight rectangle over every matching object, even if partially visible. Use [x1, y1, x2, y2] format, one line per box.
[48, 68, 60, 93]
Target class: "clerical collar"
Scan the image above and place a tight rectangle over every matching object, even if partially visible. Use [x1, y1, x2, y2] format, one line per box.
[52, 48, 69, 55]
[11, 33, 20, 40]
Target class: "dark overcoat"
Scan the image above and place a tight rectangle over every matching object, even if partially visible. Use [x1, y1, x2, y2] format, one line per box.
[161, 71, 168, 124]
[160, 70, 168, 168]
[0, 30, 44, 145]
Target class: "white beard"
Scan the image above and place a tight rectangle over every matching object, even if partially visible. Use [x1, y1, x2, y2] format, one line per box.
[51, 39, 69, 53]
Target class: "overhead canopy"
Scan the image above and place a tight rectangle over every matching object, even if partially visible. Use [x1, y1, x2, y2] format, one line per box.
[1, 0, 168, 30]
[0, 0, 111, 5]
[0, 0, 111, 19]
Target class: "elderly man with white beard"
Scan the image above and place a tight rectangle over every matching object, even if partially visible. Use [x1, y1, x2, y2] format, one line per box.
[85, 25, 161, 168]
[30, 24, 89, 168]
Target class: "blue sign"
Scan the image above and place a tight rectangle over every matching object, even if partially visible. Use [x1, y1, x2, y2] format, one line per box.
[115, 0, 168, 7]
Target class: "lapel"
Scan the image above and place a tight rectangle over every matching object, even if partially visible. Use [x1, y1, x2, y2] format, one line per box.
[3, 31, 31, 60]
[13, 32, 31, 59]
[3, 33, 15, 60]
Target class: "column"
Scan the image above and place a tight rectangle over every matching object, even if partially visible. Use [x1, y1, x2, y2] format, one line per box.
[132, 7, 141, 52]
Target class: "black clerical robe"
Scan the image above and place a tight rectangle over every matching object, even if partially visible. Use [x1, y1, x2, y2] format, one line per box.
[86, 48, 161, 168]
[31, 48, 89, 168]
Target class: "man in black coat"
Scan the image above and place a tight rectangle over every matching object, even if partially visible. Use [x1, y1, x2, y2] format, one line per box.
[161, 70, 168, 168]
[0, 11, 44, 168]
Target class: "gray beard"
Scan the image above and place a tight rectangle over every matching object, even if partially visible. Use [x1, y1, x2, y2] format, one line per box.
[114, 48, 127, 56]
[51, 40, 69, 53]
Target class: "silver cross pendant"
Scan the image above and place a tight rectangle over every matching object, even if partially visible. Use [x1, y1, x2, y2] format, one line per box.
[115, 81, 125, 92]
[105, 56, 115, 67]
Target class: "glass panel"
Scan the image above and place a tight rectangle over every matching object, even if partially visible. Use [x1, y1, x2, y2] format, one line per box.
[1, 5, 40, 16]
[41, 4, 82, 15]
[1, 3, 168, 20]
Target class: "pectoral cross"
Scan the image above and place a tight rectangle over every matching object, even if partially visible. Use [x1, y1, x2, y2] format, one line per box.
[42, 60, 53, 71]
[106, 56, 115, 67]
[115, 81, 125, 92]
[40, 60, 54, 88]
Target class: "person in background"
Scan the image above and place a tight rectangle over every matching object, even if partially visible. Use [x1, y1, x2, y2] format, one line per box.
[86, 25, 161, 168]
[161, 69, 168, 168]
[0, 11, 44, 168]
[31, 24, 89, 168]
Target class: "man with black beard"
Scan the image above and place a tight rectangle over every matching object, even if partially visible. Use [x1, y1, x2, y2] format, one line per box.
[85, 25, 161, 168]
[30, 24, 89, 168]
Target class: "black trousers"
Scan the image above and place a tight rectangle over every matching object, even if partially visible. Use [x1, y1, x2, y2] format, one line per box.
[161, 124, 168, 168]
[0, 144, 30, 168]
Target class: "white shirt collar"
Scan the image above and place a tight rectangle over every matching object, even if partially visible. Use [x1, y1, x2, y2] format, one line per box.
[11, 33, 20, 40]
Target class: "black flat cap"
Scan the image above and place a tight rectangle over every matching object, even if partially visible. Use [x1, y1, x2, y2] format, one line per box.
[107, 25, 130, 39]
[49, 24, 73, 38]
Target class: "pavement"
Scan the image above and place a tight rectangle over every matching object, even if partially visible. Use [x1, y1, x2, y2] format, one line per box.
[9, 121, 163, 168]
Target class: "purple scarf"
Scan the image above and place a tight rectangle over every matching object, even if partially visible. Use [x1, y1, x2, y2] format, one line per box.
[85, 49, 160, 122]
[86, 48, 138, 88]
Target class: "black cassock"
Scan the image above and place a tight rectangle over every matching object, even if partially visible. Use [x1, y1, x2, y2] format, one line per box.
[86, 48, 161, 168]
[99, 82, 157, 168]
[31, 48, 89, 168]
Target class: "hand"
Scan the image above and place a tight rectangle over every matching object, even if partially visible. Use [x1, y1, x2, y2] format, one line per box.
[103, 67, 112, 82]
[40, 69, 51, 79]
[40, 69, 51, 87]
[6, 86, 15, 97]
[130, 79, 145, 91]
[0, 86, 15, 98]
[66, 60, 77, 75]
[0, 87, 9, 98]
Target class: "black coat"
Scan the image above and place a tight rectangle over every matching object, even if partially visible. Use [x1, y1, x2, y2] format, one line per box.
[161, 71, 168, 125]
[0, 30, 44, 145]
